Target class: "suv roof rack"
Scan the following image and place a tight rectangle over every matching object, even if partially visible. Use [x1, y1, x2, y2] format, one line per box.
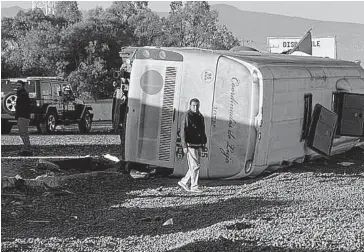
[2, 77, 64, 81]
[26, 77, 64, 80]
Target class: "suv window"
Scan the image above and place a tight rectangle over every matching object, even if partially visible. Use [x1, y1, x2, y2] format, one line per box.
[40, 82, 52, 96]
[52, 84, 62, 97]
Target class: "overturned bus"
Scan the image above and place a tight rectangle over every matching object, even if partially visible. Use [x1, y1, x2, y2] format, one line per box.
[123, 47, 364, 179]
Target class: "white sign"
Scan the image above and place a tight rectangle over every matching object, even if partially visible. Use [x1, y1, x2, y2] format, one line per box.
[267, 36, 337, 59]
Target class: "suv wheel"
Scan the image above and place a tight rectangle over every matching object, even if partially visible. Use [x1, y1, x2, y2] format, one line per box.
[45, 112, 57, 134]
[78, 110, 92, 133]
[3, 92, 17, 116]
[1, 120, 13, 134]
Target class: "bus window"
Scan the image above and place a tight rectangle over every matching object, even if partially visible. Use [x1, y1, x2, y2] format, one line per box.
[301, 93, 312, 141]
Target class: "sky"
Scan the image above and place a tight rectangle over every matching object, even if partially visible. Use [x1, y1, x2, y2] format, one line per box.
[2, 0, 364, 25]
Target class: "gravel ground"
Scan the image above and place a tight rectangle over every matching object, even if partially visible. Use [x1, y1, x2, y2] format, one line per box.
[1, 143, 364, 251]
[1, 133, 122, 177]
[2, 132, 121, 158]
[5, 121, 113, 135]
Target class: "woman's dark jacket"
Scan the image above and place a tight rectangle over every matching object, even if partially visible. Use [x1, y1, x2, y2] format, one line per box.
[180, 110, 207, 148]
[15, 88, 31, 120]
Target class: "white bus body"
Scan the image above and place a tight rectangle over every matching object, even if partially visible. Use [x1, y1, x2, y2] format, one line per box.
[124, 47, 364, 179]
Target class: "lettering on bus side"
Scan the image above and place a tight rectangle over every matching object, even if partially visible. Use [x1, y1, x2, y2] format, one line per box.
[201, 70, 214, 83]
[211, 106, 218, 129]
[219, 77, 239, 164]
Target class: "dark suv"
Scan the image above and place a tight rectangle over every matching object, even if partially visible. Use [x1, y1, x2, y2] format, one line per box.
[1, 77, 93, 134]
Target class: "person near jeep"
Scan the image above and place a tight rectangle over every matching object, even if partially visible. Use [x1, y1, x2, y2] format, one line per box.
[178, 98, 207, 193]
[15, 80, 32, 155]
[112, 81, 127, 132]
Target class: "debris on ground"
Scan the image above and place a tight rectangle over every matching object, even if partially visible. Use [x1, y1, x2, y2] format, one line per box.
[36, 159, 63, 172]
[130, 169, 150, 179]
[103, 154, 120, 163]
[338, 161, 355, 167]
[42, 182, 75, 197]
[162, 218, 174, 226]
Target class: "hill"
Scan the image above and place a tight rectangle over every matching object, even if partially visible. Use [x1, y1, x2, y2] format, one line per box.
[1, 6, 27, 18]
[211, 4, 364, 64]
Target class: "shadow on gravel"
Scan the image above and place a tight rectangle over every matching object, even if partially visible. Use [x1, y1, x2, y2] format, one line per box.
[280, 147, 364, 176]
[1, 171, 292, 241]
[1, 144, 121, 157]
[167, 237, 320, 252]
[6, 147, 362, 243]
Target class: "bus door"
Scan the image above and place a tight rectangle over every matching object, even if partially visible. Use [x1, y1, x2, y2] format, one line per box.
[125, 48, 184, 169]
[335, 92, 364, 137]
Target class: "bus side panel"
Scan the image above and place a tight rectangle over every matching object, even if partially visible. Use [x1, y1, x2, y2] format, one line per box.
[125, 60, 148, 163]
[173, 53, 220, 178]
[126, 60, 182, 168]
[250, 67, 274, 176]
[208, 57, 253, 178]
[265, 65, 363, 167]
[266, 67, 318, 166]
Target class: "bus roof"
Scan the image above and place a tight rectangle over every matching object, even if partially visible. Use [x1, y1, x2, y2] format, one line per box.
[166, 47, 359, 68]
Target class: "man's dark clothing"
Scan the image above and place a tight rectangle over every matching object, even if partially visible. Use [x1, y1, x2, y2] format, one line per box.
[180, 110, 207, 149]
[15, 87, 32, 154]
[15, 88, 31, 120]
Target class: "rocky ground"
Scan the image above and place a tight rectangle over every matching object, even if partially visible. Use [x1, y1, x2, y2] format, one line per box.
[1, 131, 364, 251]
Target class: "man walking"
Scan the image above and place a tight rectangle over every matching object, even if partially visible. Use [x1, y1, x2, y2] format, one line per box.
[178, 98, 207, 193]
[15, 80, 32, 156]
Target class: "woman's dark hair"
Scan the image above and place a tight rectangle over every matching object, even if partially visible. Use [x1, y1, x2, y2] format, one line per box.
[190, 98, 200, 105]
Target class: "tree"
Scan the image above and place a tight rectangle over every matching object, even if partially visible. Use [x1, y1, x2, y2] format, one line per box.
[105, 1, 163, 46]
[67, 41, 112, 100]
[1, 8, 64, 77]
[169, 1, 183, 14]
[212, 25, 240, 50]
[161, 1, 239, 49]
[129, 8, 163, 46]
[19, 22, 62, 76]
[55, 1, 82, 25]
